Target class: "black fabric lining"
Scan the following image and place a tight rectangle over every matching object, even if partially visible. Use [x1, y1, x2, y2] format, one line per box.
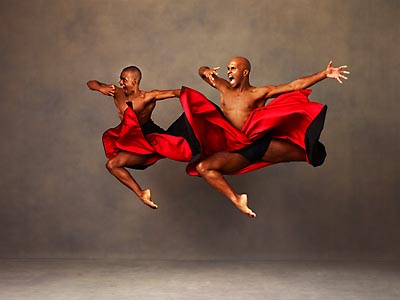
[233, 134, 273, 163]
[305, 105, 327, 167]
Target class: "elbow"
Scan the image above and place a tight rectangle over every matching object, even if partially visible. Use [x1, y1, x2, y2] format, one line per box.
[87, 80, 95, 89]
[198, 66, 208, 78]
[289, 80, 303, 91]
[285, 82, 296, 92]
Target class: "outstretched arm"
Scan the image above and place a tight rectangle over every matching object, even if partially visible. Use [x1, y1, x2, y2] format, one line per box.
[148, 89, 181, 102]
[199, 66, 230, 91]
[265, 61, 350, 98]
[87, 80, 116, 97]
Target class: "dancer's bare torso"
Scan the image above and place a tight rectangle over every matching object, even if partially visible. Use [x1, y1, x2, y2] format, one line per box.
[219, 86, 269, 130]
[113, 87, 156, 125]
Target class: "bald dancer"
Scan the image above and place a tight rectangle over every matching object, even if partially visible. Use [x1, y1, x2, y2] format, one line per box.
[87, 66, 187, 209]
[195, 57, 349, 217]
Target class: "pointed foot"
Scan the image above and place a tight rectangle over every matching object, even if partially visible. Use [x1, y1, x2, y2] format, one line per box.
[234, 194, 256, 218]
[140, 189, 158, 209]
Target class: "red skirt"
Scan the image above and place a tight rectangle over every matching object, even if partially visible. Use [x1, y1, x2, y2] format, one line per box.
[179, 87, 327, 176]
[102, 106, 194, 169]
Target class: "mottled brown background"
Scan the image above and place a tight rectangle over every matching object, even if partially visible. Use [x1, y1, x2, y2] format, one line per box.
[0, 0, 398, 260]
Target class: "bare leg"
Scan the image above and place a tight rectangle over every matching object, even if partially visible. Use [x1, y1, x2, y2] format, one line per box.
[261, 139, 307, 163]
[196, 152, 256, 217]
[195, 139, 307, 217]
[105, 151, 158, 209]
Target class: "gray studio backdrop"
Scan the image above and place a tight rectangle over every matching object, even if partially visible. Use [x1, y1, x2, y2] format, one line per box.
[0, 0, 398, 260]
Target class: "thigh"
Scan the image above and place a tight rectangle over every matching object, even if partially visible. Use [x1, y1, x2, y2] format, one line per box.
[262, 139, 306, 163]
[111, 151, 152, 167]
[200, 152, 251, 174]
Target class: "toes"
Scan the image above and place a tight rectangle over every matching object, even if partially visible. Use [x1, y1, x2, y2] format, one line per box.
[248, 210, 256, 218]
[147, 201, 158, 209]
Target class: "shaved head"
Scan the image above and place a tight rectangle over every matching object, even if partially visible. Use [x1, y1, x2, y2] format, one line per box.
[122, 65, 142, 83]
[119, 65, 143, 94]
[230, 57, 251, 73]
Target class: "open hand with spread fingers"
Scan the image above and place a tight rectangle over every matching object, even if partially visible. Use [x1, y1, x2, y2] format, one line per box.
[326, 61, 350, 84]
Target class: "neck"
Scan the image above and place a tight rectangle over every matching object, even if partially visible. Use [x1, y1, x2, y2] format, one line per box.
[235, 80, 251, 92]
[125, 86, 140, 97]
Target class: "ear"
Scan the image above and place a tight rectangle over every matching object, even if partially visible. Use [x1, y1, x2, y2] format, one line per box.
[243, 69, 249, 77]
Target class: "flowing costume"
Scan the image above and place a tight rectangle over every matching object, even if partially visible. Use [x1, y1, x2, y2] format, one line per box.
[102, 102, 199, 169]
[101, 87, 327, 175]
[179, 87, 327, 176]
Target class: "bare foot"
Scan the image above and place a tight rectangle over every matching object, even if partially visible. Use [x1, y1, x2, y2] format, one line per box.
[233, 194, 256, 218]
[139, 189, 158, 209]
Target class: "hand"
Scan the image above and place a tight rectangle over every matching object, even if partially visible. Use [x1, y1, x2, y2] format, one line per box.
[100, 84, 116, 96]
[205, 66, 220, 86]
[326, 61, 350, 84]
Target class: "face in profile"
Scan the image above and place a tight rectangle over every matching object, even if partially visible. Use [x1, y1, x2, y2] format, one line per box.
[119, 71, 137, 94]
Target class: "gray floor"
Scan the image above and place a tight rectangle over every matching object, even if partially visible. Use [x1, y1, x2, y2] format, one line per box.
[0, 259, 399, 300]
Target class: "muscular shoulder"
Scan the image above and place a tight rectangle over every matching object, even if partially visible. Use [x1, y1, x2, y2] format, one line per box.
[246, 86, 273, 107]
[252, 86, 272, 98]
[114, 87, 125, 96]
[143, 90, 158, 101]
[114, 87, 127, 101]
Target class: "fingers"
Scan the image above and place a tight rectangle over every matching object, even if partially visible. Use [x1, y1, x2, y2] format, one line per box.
[206, 67, 219, 86]
[210, 76, 216, 86]
[211, 66, 220, 77]
[109, 84, 116, 96]
[339, 67, 349, 82]
[212, 66, 220, 73]
[341, 68, 350, 76]
[326, 62, 350, 83]
[339, 65, 350, 74]
[335, 72, 349, 83]
[207, 74, 216, 86]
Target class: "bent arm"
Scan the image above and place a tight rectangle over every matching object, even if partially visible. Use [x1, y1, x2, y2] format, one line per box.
[199, 66, 230, 90]
[87, 80, 116, 96]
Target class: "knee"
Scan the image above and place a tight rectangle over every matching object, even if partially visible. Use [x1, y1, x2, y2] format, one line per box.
[105, 158, 117, 173]
[195, 161, 209, 176]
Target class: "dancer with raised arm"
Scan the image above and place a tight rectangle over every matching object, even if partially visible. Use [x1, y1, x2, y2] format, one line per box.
[88, 66, 197, 209]
[180, 57, 349, 217]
